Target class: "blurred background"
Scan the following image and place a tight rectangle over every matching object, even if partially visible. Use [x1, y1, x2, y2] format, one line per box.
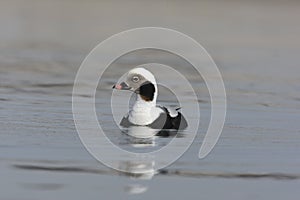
[0, 0, 300, 200]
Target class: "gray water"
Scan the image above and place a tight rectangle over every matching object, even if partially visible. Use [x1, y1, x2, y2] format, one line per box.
[1, 0, 300, 199]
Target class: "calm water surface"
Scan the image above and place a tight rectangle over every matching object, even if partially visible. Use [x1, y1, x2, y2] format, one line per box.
[0, 1, 300, 199]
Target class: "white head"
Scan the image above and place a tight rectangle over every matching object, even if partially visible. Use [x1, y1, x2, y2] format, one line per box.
[113, 68, 158, 103]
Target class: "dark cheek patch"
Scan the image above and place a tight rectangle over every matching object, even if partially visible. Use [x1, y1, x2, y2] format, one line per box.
[139, 81, 155, 101]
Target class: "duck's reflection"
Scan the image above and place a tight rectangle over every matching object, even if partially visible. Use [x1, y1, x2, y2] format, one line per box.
[118, 159, 156, 180]
[122, 126, 160, 138]
[121, 126, 158, 148]
[119, 158, 155, 195]
[120, 126, 180, 151]
[124, 184, 148, 195]
[122, 125, 179, 139]
[119, 126, 179, 195]
[119, 127, 157, 180]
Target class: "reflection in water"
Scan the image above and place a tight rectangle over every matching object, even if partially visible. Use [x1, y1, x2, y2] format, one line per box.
[124, 184, 148, 195]
[119, 126, 181, 154]
[121, 126, 157, 148]
[118, 159, 155, 195]
[119, 126, 186, 194]
[122, 126, 160, 139]
[119, 126, 159, 194]
[118, 160, 155, 180]
[120, 126, 181, 148]
[122, 126, 179, 139]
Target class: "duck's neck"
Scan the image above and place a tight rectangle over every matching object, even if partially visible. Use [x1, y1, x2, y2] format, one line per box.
[128, 94, 157, 125]
[132, 94, 156, 112]
[129, 92, 161, 125]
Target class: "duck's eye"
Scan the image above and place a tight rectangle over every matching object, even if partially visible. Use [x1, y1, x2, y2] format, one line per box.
[132, 76, 140, 83]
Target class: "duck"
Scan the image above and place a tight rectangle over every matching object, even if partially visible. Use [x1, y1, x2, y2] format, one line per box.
[113, 67, 188, 130]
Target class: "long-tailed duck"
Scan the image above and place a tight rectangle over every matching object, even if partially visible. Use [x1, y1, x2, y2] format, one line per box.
[113, 68, 188, 130]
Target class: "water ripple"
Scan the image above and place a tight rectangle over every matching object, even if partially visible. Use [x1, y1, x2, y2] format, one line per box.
[13, 164, 300, 181]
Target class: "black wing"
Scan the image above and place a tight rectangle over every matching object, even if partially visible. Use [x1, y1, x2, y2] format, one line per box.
[151, 106, 188, 130]
[170, 111, 188, 130]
